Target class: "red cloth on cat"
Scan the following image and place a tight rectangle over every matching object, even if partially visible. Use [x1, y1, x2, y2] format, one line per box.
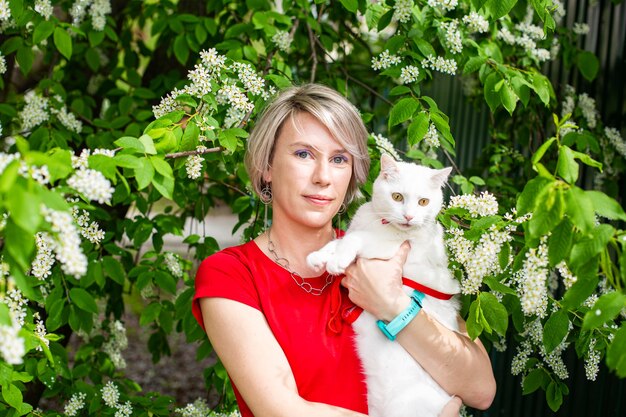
[193, 240, 368, 417]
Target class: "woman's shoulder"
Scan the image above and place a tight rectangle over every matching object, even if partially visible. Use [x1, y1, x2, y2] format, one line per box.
[197, 240, 265, 274]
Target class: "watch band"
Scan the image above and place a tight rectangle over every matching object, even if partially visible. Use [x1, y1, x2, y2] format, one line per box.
[376, 290, 425, 341]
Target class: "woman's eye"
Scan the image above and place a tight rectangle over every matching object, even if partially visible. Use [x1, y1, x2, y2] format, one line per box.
[332, 155, 348, 164]
[392, 193, 403, 202]
[295, 150, 310, 159]
[418, 198, 429, 206]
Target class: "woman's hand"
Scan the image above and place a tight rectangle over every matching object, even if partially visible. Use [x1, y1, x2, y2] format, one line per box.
[341, 241, 412, 321]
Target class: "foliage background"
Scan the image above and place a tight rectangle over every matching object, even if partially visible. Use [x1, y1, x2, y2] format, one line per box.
[0, 0, 625, 416]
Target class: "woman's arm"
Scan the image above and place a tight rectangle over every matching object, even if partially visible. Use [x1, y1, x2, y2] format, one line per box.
[199, 298, 368, 417]
[342, 243, 496, 410]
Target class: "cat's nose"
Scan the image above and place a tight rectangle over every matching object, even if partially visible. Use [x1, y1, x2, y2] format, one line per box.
[404, 215, 413, 221]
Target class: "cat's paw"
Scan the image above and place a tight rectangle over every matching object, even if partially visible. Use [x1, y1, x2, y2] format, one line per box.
[306, 251, 328, 272]
[326, 251, 357, 275]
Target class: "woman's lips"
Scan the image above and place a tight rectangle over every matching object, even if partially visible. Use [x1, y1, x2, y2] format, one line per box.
[304, 195, 333, 205]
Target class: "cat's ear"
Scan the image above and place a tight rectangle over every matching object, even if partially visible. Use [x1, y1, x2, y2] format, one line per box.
[431, 167, 452, 188]
[380, 153, 400, 180]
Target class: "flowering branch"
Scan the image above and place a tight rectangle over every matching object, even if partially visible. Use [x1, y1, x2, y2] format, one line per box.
[165, 147, 222, 159]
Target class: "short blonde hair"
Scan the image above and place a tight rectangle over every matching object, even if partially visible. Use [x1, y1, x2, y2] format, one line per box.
[245, 84, 370, 204]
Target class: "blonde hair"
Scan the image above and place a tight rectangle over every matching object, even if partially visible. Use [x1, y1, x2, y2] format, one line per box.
[245, 84, 370, 204]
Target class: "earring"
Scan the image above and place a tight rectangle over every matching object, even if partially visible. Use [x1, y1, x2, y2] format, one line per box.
[338, 203, 346, 214]
[260, 184, 273, 204]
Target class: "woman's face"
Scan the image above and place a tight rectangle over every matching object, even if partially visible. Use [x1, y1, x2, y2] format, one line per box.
[263, 112, 353, 230]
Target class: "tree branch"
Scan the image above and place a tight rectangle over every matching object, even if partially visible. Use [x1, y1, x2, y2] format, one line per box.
[165, 147, 222, 159]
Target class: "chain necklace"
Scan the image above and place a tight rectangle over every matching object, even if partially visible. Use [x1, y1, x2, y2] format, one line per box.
[266, 228, 335, 296]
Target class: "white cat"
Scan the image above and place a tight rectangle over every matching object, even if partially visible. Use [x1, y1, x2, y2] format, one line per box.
[307, 153, 461, 417]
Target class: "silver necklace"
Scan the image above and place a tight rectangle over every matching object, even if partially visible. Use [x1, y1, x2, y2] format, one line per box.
[266, 228, 335, 296]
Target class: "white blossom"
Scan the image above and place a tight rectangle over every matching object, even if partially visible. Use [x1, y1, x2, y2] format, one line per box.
[224, 106, 246, 128]
[51, 106, 83, 133]
[578, 93, 598, 128]
[0, 320, 25, 364]
[200, 48, 227, 75]
[423, 122, 439, 148]
[550, 37, 561, 59]
[102, 320, 128, 370]
[2, 289, 27, 326]
[164, 252, 183, 278]
[101, 381, 120, 407]
[448, 191, 498, 217]
[19, 91, 50, 132]
[32, 232, 56, 279]
[556, 261, 577, 289]
[67, 168, 114, 204]
[518, 238, 549, 317]
[217, 83, 253, 113]
[515, 23, 545, 40]
[64, 392, 87, 417]
[34, 314, 49, 351]
[89, 0, 111, 31]
[584, 338, 600, 381]
[421, 54, 457, 75]
[400, 65, 420, 84]
[34, 0, 53, 20]
[72, 207, 105, 245]
[0, 152, 19, 175]
[272, 30, 292, 52]
[497, 27, 516, 45]
[371, 50, 401, 71]
[0, 0, 11, 21]
[427, 0, 457, 13]
[441, 20, 463, 54]
[232, 62, 265, 96]
[573, 23, 590, 35]
[393, 0, 413, 23]
[185, 155, 203, 180]
[372, 133, 400, 160]
[114, 401, 133, 417]
[42, 206, 88, 278]
[462, 12, 489, 34]
[0, 51, 6, 74]
[188, 64, 213, 97]
[552, 1, 566, 23]
[605, 127, 626, 158]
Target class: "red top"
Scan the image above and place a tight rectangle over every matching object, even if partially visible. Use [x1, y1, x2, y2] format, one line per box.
[192, 240, 368, 417]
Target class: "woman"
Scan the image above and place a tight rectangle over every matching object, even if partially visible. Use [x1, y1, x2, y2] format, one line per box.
[192, 84, 496, 417]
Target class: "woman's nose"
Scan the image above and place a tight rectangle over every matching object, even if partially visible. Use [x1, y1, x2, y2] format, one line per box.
[313, 160, 331, 185]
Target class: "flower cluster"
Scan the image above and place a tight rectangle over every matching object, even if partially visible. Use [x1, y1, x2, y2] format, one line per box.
[0, 51, 6, 74]
[441, 20, 463, 54]
[50, 105, 83, 133]
[232, 62, 266, 96]
[584, 338, 600, 381]
[573, 22, 590, 35]
[20, 91, 50, 132]
[34, 0, 53, 20]
[72, 206, 106, 245]
[71, 148, 115, 170]
[41, 206, 88, 278]
[3, 289, 28, 326]
[427, 0, 457, 13]
[0, 319, 25, 365]
[185, 154, 203, 180]
[393, 0, 413, 23]
[517, 237, 549, 317]
[31, 232, 55, 279]
[67, 168, 114, 204]
[421, 55, 457, 75]
[102, 381, 120, 407]
[102, 320, 128, 369]
[371, 50, 401, 71]
[556, 261, 577, 289]
[605, 127, 626, 158]
[447, 226, 512, 294]
[272, 30, 292, 52]
[0, 0, 11, 22]
[372, 133, 400, 160]
[462, 12, 489, 34]
[497, 21, 551, 63]
[448, 191, 498, 217]
[175, 399, 242, 417]
[513, 318, 570, 381]
[64, 392, 87, 417]
[18, 161, 50, 185]
[423, 122, 439, 148]
[164, 252, 183, 278]
[400, 65, 420, 84]
[70, 0, 112, 31]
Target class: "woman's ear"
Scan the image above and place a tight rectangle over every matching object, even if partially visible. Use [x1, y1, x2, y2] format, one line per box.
[262, 168, 272, 184]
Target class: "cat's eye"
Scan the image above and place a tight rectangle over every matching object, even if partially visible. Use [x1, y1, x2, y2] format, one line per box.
[418, 198, 429, 206]
[392, 193, 404, 202]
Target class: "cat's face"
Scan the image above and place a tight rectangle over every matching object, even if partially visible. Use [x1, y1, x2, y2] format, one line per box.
[371, 154, 451, 231]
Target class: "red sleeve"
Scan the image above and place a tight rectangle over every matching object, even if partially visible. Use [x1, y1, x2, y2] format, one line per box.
[192, 249, 261, 331]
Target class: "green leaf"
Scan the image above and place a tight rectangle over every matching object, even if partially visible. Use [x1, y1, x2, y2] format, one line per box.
[135, 158, 154, 190]
[150, 156, 174, 179]
[532, 72, 551, 106]
[564, 186, 595, 234]
[218, 129, 238, 152]
[1, 383, 23, 410]
[543, 309, 570, 353]
[152, 173, 174, 200]
[606, 324, 626, 377]
[181, 121, 200, 152]
[6, 184, 41, 234]
[463, 56, 487, 74]
[523, 368, 548, 394]
[561, 260, 598, 308]
[576, 51, 599, 82]
[548, 219, 573, 266]
[484, 72, 501, 113]
[582, 292, 626, 331]
[466, 299, 483, 340]
[389, 97, 420, 128]
[102, 256, 126, 285]
[16, 45, 34, 75]
[33, 20, 55, 44]
[173, 35, 189, 65]
[500, 82, 518, 115]
[114, 154, 142, 169]
[479, 292, 508, 336]
[53, 27, 72, 60]
[586, 190, 626, 221]
[339, 0, 358, 12]
[546, 380, 563, 412]
[485, 0, 517, 19]
[138, 134, 158, 155]
[69, 288, 99, 314]
[140, 302, 162, 326]
[114, 136, 145, 153]
[531, 137, 556, 166]
[407, 113, 430, 146]
[155, 270, 177, 295]
[556, 145, 579, 184]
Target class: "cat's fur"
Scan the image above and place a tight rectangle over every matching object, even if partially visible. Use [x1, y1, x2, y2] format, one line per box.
[307, 154, 460, 417]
